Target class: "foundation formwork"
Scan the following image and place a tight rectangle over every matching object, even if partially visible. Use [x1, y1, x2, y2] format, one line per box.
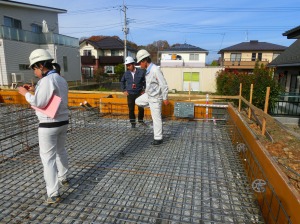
[0, 103, 293, 223]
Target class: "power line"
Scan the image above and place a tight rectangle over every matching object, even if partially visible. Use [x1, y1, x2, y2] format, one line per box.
[60, 6, 121, 15]
[60, 22, 122, 29]
[130, 19, 289, 31]
[127, 5, 300, 12]
[62, 24, 122, 35]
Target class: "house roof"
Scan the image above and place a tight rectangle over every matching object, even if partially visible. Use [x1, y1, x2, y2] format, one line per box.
[162, 43, 208, 53]
[218, 40, 287, 53]
[269, 39, 300, 67]
[282, 25, 300, 39]
[81, 37, 136, 52]
[0, 0, 66, 13]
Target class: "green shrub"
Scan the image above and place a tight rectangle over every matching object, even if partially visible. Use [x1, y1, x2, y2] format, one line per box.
[115, 64, 125, 81]
[216, 62, 283, 111]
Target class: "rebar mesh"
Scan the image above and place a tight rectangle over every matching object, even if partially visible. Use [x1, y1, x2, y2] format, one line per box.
[0, 105, 266, 223]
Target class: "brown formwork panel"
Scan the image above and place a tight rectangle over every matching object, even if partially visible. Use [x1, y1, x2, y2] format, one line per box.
[0, 90, 27, 104]
[228, 103, 300, 223]
[0, 90, 120, 107]
[0, 90, 213, 119]
[99, 97, 212, 119]
[69, 91, 120, 107]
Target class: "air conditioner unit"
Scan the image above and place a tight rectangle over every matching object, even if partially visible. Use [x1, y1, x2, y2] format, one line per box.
[11, 73, 24, 83]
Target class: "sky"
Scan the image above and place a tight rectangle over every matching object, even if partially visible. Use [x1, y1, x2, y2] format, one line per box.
[20, 0, 300, 63]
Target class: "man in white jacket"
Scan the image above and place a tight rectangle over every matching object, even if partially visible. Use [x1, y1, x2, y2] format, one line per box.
[135, 49, 169, 145]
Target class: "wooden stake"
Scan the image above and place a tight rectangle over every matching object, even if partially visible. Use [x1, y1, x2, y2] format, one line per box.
[189, 82, 191, 101]
[248, 84, 253, 119]
[262, 87, 270, 135]
[238, 83, 242, 112]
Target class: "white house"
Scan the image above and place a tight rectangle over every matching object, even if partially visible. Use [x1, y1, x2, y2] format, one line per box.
[0, 0, 81, 88]
[160, 43, 208, 67]
[161, 66, 223, 93]
[159, 43, 221, 92]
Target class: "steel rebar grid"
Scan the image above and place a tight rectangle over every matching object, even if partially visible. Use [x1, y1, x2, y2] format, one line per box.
[0, 104, 38, 163]
[0, 106, 264, 223]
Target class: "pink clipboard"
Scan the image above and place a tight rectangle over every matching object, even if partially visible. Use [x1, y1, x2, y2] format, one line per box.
[31, 95, 62, 118]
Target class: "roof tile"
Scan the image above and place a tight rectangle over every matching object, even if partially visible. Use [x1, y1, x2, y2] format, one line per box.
[218, 40, 287, 53]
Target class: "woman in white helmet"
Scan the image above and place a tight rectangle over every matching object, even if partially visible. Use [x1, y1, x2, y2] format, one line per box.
[135, 49, 169, 145]
[18, 49, 69, 204]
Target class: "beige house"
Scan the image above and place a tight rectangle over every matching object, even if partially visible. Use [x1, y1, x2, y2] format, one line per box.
[218, 40, 287, 72]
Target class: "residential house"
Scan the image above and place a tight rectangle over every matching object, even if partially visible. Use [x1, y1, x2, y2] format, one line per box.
[0, 0, 81, 88]
[79, 36, 137, 78]
[159, 43, 221, 92]
[269, 27, 300, 94]
[268, 26, 300, 118]
[160, 43, 208, 67]
[161, 66, 222, 93]
[218, 40, 287, 72]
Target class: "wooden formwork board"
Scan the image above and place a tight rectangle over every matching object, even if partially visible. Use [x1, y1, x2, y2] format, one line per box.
[0, 90, 120, 107]
[1, 90, 212, 119]
[99, 98, 211, 119]
[0, 90, 28, 104]
[68, 92, 120, 107]
[228, 104, 300, 224]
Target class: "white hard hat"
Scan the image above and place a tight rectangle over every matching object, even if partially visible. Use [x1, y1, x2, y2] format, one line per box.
[29, 49, 53, 67]
[124, 56, 135, 65]
[136, 49, 150, 63]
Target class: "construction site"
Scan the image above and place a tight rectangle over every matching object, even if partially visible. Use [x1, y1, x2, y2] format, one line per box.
[0, 90, 299, 224]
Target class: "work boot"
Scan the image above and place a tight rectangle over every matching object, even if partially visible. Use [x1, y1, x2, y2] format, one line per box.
[45, 195, 61, 204]
[151, 139, 163, 146]
[60, 179, 70, 187]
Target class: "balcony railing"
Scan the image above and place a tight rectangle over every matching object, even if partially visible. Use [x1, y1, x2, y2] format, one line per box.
[270, 93, 300, 116]
[0, 26, 78, 48]
[222, 58, 269, 69]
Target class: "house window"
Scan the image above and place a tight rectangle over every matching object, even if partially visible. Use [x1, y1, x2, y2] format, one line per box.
[183, 72, 199, 82]
[83, 50, 92, 56]
[189, 53, 199, 61]
[230, 53, 241, 61]
[290, 74, 300, 93]
[63, 56, 68, 72]
[31, 24, 42, 33]
[257, 53, 262, 61]
[111, 50, 119, 56]
[82, 67, 93, 78]
[183, 72, 200, 91]
[279, 71, 288, 89]
[251, 53, 256, 61]
[105, 66, 114, 74]
[4, 16, 22, 29]
[19, 64, 30, 70]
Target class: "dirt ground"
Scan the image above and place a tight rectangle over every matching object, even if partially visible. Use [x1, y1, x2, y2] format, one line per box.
[241, 111, 300, 193]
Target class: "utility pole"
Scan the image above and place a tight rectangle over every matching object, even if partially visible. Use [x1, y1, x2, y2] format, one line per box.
[122, 1, 128, 69]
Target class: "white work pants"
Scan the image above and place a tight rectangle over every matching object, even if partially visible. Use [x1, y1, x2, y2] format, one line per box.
[38, 124, 69, 197]
[136, 93, 163, 140]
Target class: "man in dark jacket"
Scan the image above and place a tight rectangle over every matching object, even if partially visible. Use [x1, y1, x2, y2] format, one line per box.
[121, 56, 146, 128]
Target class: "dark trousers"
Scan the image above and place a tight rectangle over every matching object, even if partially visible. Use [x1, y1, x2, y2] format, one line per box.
[127, 93, 144, 124]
